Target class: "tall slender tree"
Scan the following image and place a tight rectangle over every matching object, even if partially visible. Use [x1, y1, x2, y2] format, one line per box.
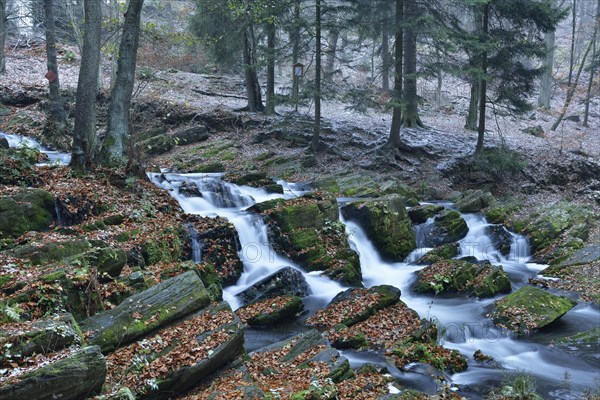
[0, 0, 7, 74]
[71, 0, 102, 171]
[98, 0, 145, 166]
[401, 0, 423, 128]
[313, 0, 322, 152]
[43, 0, 67, 131]
[385, 0, 404, 148]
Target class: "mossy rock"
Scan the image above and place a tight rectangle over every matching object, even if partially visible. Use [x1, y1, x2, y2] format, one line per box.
[492, 286, 577, 334]
[189, 162, 226, 173]
[140, 227, 187, 266]
[224, 172, 284, 194]
[453, 189, 495, 213]
[557, 327, 600, 345]
[0, 346, 106, 400]
[408, 204, 444, 224]
[257, 194, 361, 286]
[139, 133, 175, 155]
[420, 210, 468, 247]
[342, 194, 416, 261]
[0, 189, 55, 237]
[80, 270, 211, 353]
[332, 331, 368, 350]
[10, 240, 92, 265]
[414, 260, 511, 298]
[415, 243, 459, 265]
[392, 336, 468, 374]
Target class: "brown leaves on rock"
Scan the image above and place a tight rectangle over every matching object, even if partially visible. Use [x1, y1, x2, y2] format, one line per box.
[235, 295, 295, 324]
[306, 289, 383, 328]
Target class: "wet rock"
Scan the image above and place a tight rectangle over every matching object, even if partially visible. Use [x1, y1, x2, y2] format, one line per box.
[454, 189, 495, 213]
[414, 259, 511, 298]
[0, 136, 8, 149]
[556, 244, 600, 267]
[485, 225, 513, 257]
[408, 204, 444, 224]
[254, 193, 362, 286]
[178, 181, 202, 197]
[0, 314, 81, 358]
[342, 194, 416, 261]
[491, 286, 577, 334]
[415, 242, 460, 265]
[310, 172, 417, 199]
[187, 216, 243, 285]
[0, 346, 106, 400]
[565, 115, 580, 123]
[54, 195, 101, 226]
[0, 189, 55, 237]
[237, 266, 310, 305]
[419, 210, 468, 247]
[103, 302, 244, 400]
[224, 172, 284, 194]
[80, 270, 211, 352]
[236, 295, 304, 327]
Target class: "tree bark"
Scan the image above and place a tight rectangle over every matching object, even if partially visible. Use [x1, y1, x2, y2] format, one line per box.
[538, 30, 556, 108]
[401, 0, 423, 128]
[43, 0, 66, 130]
[382, 29, 390, 92]
[242, 23, 264, 112]
[583, 0, 599, 127]
[385, 0, 404, 148]
[567, 0, 577, 88]
[0, 0, 7, 74]
[465, 77, 480, 130]
[99, 0, 144, 167]
[266, 13, 276, 115]
[325, 26, 338, 75]
[475, 3, 489, 154]
[70, 0, 102, 172]
[313, 0, 321, 153]
[291, 0, 300, 105]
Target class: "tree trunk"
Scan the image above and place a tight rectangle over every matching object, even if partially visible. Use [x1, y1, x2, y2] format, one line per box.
[465, 78, 480, 130]
[109, 0, 120, 89]
[242, 23, 264, 112]
[382, 29, 390, 92]
[583, 0, 599, 127]
[43, 0, 66, 130]
[385, 0, 404, 148]
[401, 0, 423, 128]
[568, 0, 577, 88]
[98, 0, 144, 167]
[325, 27, 338, 75]
[312, 0, 321, 153]
[291, 0, 300, 105]
[551, 7, 598, 130]
[538, 30, 556, 108]
[66, 0, 84, 54]
[70, 0, 102, 172]
[475, 3, 489, 154]
[0, 0, 7, 74]
[266, 15, 275, 115]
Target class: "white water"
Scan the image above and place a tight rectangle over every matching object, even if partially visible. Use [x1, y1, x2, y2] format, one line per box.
[148, 172, 599, 397]
[344, 208, 600, 397]
[0, 132, 71, 165]
[148, 172, 344, 311]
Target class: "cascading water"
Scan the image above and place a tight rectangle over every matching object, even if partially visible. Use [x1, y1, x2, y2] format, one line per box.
[148, 172, 345, 314]
[0, 131, 71, 165]
[343, 206, 600, 399]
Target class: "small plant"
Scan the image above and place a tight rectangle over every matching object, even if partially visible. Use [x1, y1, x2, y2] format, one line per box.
[486, 372, 543, 400]
[64, 49, 77, 63]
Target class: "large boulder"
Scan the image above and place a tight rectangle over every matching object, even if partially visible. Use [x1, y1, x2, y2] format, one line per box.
[419, 210, 469, 247]
[252, 193, 362, 286]
[454, 190, 495, 213]
[414, 259, 511, 298]
[172, 125, 209, 145]
[80, 270, 211, 352]
[139, 133, 175, 155]
[224, 172, 284, 194]
[9, 240, 93, 265]
[415, 242, 460, 265]
[0, 189, 55, 237]
[0, 346, 106, 400]
[102, 302, 244, 400]
[237, 266, 310, 305]
[491, 286, 577, 334]
[341, 194, 416, 261]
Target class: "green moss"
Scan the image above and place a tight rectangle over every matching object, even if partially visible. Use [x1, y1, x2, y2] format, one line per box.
[558, 327, 600, 344]
[0, 190, 55, 237]
[493, 286, 577, 333]
[0, 274, 13, 287]
[327, 358, 354, 383]
[436, 210, 468, 241]
[41, 270, 67, 284]
[392, 337, 468, 373]
[83, 220, 106, 232]
[190, 162, 225, 173]
[416, 243, 459, 264]
[253, 151, 276, 161]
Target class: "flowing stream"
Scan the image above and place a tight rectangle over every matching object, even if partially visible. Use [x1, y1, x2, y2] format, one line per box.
[149, 172, 599, 399]
[0, 131, 71, 165]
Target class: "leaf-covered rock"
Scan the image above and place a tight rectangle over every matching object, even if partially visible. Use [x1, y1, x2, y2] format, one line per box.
[342, 194, 416, 261]
[80, 270, 211, 352]
[415, 242, 460, 265]
[236, 295, 304, 327]
[491, 286, 577, 334]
